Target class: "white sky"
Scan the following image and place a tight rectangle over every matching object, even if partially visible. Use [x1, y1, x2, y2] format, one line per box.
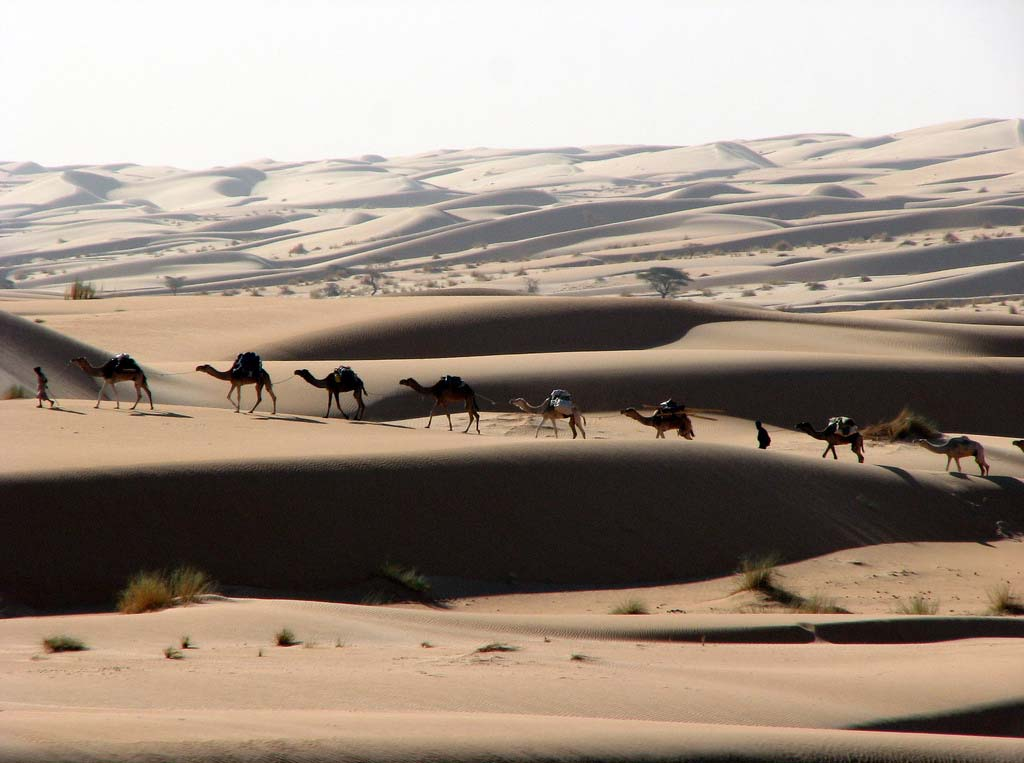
[4, 0, 1023, 168]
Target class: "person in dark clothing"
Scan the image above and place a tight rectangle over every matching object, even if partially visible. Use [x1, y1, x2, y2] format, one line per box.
[756, 420, 771, 449]
[33, 366, 56, 408]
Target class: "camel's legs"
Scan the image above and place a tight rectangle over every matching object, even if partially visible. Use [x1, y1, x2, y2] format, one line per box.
[94, 380, 108, 408]
[324, 392, 333, 418]
[824, 443, 837, 459]
[465, 408, 480, 434]
[249, 384, 263, 414]
[141, 381, 154, 410]
[657, 429, 665, 439]
[111, 381, 121, 409]
[353, 389, 365, 420]
[229, 386, 241, 413]
[568, 417, 577, 439]
[266, 384, 277, 415]
[425, 402, 437, 428]
[534, 417, 545, 438]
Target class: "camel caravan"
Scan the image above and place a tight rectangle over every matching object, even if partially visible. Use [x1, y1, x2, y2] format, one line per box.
[26, 349, 1009, 477]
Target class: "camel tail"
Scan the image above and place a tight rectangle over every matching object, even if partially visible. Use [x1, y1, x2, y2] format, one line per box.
[475, 393, 496, 406]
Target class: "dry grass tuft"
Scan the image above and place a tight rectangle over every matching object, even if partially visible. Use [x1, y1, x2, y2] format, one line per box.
[275, 628, 300, 647]
[735, 553, 781, 593]
[987, 583, 1024, 615]
[863, 407, 940, 442]
[894, 594, 939, 615]
[65, 279, 98, 300]
[609, 598, 649, 615]
[475, 642, 519, 653]
[118, 567, 216, 614]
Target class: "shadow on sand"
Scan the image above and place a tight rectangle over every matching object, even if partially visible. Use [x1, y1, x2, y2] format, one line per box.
[130, 410, 192, 419]
[254, 414, 326, 425]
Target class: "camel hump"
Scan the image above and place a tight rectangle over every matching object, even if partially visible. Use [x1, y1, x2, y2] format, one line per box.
[233, 352, 263, 378]
[332, 365, 355, 383]
[658, 398, 685, 414]
[440, 374, 464, 388]
[549, 389, 574, 414]
[103, 353, 140, 376]
[827, 416, 859, 437]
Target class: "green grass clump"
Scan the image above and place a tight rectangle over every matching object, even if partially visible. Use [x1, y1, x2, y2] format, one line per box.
[475, 642, 519, 653]
[275, 628, 300, 647]
[894, 594, 940, 615]
[609, 598, 649, 615]
[43, 635, 87, 653]
[987, 583, 1024, 615]
[164, 646, 184, 660]
[376, 562, 431, 594]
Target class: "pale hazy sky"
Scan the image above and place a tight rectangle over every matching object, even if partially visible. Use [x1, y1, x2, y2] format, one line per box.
[4, 0, 1022, 168]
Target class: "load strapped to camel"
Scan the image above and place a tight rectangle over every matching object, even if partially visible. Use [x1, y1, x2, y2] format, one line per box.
[232, 351, 263, 379]
[100, 353, 140, 378]
[548, 389, 575, 417]
[439, 374, 465, 389]
[825, 416, 859, 438]
[655, 398, 686, 417]
[332, 365, 356, 385]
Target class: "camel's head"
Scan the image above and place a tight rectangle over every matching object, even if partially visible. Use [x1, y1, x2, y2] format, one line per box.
[1013, 440, 1024, 453]
[509, 398, 528, 412]
[195, 364, 211, 373]
[70, 357, 86, 367]
[398, 378, 414, 389]
[294, 369, 308, 377]
[795, 422, 811, 432]
[620, 408, 639, 417]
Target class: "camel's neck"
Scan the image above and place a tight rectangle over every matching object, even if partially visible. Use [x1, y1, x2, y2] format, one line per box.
[917, 440, 947, 454]
[517, 399, 546, 413]
[298, 371, 327, 388]
[626, 412, 656, 427]
[802, 427, 827, 440]
[201, 367, 234, 381]
[75, 362, 103, 377]
[405, 379, 431, 395]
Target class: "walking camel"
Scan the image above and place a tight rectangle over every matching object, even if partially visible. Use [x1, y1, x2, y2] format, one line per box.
[294, 366, 367, 419]
[795, 418, 865, 463]
[620, 407, 695, 439]
[510, 394, 586, 439]
[196, 363, 277, 414]
[914, 436, 989, 476]
[71, 355, 153, 410]
[399, 376, 481, 433]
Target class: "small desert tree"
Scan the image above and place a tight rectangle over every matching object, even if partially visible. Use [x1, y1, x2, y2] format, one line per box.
[363, 267, 384, 296]
[637, 267, 690, 298]
[164, 276, 187, 295]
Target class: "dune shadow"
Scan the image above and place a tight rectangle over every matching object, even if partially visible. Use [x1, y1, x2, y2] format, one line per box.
[130, 410, 192, 419]
[876, 465, 923, 487]
[254, 414, 326, 424]
[46, 407, 86, 416]
[348, 420, 415, 430]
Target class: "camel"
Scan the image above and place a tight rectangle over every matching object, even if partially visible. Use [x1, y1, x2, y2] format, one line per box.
[71, 355, 153, 410]
[755, 420, 771, 449]
[510, 394, 586, 439]
[399, 376, 480, 433]
[294, 366, 367, 419]
[1012, 439, 1024, 455]
[196, 363, 277, 414]
[795, 419, 865, 463]
[914, 436, 989, 476]
[621, 407, 694, 439]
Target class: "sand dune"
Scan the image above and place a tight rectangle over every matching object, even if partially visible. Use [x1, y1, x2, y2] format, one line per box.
[4, 121, 1024, 761]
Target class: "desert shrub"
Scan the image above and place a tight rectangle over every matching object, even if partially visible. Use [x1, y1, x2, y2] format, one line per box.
[289, 243, 307, 255]
[609, 598, 649, 615]
[2, 384, 28, 400]
[1010, 305, 1018, 315]
[376, 562, 431, 594]
[525, 278, 540, 294]
[805, 282, 827, 291]
[118, 571, 174, 614]
[894, 594, 939, 615]
[278, 285, 294, 296]
[859, 275, 873, 282]
[899, 239, 917, 247]
[773, 240, 793, 252]
[118, 566, 215, 613]
[43, 635, 87, 652]
[168, 566, 216, 604]
[987, 583, 1024, 615]
[943, 232, 961, 244]
[863, 407, 940, 442]
[164, 646, 184, 659]
[741, 289, 757, 297]
[180, 635, 194, 649]
[570, 653, 593, 662]
[475, 642, 519, 653]
[65, 280, 97, 300]
[275, 628, 300, 646]
[735, 554, 781, 593]
[637, 267, 690, 298]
